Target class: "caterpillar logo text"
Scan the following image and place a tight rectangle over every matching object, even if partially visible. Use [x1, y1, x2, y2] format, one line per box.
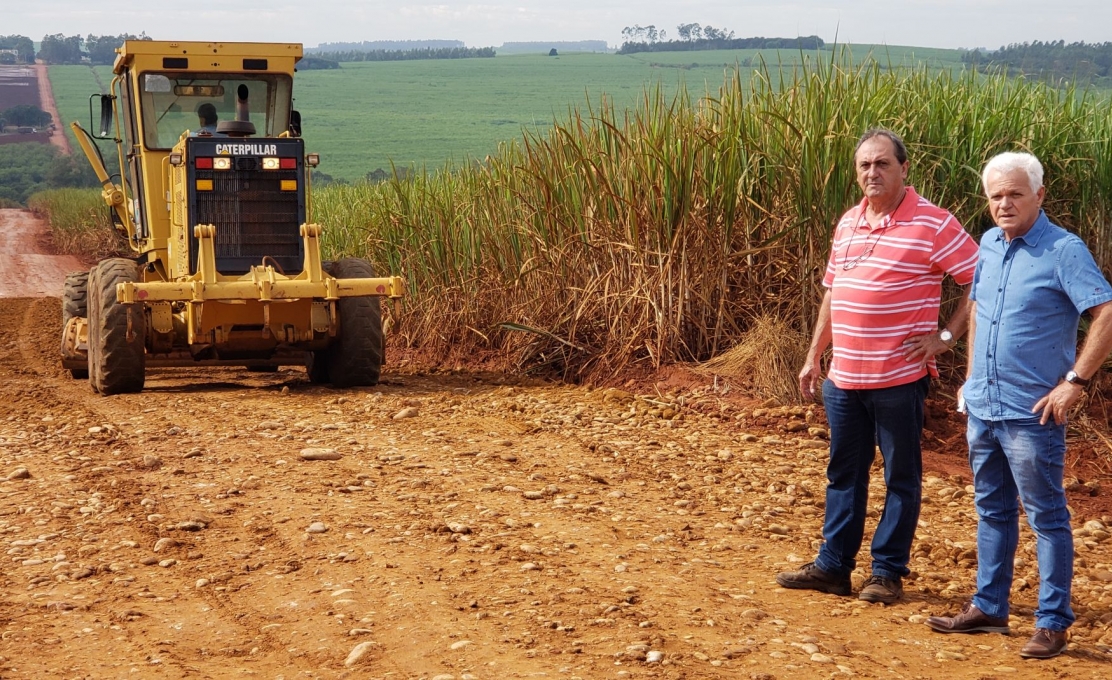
[216, 143, 279, 155]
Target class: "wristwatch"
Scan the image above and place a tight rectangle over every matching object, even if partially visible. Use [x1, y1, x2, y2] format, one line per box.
[939, 329, 956, 347]
[1065, 370, 1091, 387]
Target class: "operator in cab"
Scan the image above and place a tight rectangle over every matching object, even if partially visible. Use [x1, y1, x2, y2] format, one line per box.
[192, 103, 222, 136]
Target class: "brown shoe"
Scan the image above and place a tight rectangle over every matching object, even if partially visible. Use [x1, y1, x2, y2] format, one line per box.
[775, 561, 851, 596]
[926, 602, 1010, 634]
[1019, 628, 1068, 659]
[859, 575, 903, 604]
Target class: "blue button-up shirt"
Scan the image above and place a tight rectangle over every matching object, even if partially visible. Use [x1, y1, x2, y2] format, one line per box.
[964, 211, 1112, 421]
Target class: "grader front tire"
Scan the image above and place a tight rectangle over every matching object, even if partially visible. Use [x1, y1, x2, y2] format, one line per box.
[88, 258, 146, 395]
[308, 258, 384, 388]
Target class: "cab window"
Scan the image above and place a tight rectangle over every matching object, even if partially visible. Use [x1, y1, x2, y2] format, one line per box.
[138, 73, 292, 149]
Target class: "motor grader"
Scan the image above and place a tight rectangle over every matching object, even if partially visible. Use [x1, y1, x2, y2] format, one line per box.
[61, 40, 404, 394]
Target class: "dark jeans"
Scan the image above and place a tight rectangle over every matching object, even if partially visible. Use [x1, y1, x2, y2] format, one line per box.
[814, 376, 929, 580]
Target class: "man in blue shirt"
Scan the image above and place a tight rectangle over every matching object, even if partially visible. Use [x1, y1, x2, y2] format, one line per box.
[926, 152, 1112, 659]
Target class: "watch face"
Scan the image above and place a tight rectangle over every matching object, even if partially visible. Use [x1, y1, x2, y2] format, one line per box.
[940, 330, 954, 343]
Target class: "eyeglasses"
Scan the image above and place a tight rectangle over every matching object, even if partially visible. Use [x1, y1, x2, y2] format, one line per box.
[841, 226, 885, 271]
[842, 245, 875, 270]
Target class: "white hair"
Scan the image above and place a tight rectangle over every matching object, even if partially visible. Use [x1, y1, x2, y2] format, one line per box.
[982, 151, 1044, 195]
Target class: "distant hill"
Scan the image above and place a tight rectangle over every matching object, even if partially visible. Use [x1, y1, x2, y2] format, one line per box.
[308, 40, 464, 53]
[962, 40, 1112, 87]
[497, 41, 612, 54]
[619, 35, 825, 54]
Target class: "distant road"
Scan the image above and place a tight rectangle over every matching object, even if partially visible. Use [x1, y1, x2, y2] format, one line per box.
[0, 209, 84, 297]
[36, 62, 70, 155]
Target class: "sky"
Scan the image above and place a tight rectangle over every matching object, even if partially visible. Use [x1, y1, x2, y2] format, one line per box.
[6, 1, 1111, 51]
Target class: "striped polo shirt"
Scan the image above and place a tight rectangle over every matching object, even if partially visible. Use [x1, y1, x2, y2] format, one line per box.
[822, 187, 978, 389]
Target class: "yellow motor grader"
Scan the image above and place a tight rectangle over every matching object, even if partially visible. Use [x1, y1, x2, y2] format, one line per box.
[62, 40, 403, 394]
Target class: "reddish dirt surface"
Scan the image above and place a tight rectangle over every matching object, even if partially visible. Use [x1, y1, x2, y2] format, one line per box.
[35, 63, 70, 155]
[0, 209, 86, 297]
[2, 217, 1112, 678]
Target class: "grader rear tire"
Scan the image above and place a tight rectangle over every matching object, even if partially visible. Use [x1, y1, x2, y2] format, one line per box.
[62, 271, 89, 325]
[86, 266, 101, 390]
[63, 271, 89, 379]
[88, 258, 146, 395]
[308, 258, 384, 388]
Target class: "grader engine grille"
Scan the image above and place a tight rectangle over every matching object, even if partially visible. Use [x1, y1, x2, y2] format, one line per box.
[186, 138, 307, 275]
[194, 168, 299, 263]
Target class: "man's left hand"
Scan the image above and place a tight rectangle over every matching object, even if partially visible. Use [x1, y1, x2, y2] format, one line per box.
[1033, 382, 1084, 425]
[902, 332, 949, 369]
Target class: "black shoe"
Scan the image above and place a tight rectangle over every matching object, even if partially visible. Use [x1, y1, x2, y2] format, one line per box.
[858, 575, 903, 604]
[926, 602, 1010, 634]
[775, 561, 851, 596]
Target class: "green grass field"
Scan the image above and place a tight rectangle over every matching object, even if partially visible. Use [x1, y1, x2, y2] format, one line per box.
[292, 46, 971, 180]
[292, 52, 723, 180]
[47, 64, 117, 174]
[48, 45, 968, 182]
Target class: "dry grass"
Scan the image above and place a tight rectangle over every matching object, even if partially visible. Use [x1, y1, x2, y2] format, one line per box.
[693, 313, 809, 402]
[27, 189, 124, 260]
[312, 53, 1112, 385]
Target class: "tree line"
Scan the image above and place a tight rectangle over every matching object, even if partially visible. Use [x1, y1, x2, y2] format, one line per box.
[0, 35, 34, 64]
[34, 33, 150, 65]
[618, 23, 824, 54]
[298, 57, 341, 70]
[0, 142, 97, 206]
[309, 46, 496, 63]
[963, 40, 1112, 85]
[0, 105, 52, 129]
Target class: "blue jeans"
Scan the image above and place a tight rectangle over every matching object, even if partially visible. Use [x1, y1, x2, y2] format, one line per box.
[815, 376, 928, 580]
[967, 413, 1074, 631]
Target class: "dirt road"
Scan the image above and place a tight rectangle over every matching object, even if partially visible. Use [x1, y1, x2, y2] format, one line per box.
[0, 210, 85, 297]
[1, 288, 1111, 678]
[35, 63, 70, 156]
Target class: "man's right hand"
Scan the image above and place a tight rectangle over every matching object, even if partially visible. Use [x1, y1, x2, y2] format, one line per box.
[799, 359, 822, 401]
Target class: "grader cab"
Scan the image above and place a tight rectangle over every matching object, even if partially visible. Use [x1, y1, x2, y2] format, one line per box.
[62, 41, 403, 394]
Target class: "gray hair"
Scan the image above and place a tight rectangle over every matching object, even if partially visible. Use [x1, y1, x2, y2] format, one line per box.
[982, 152, 1044, 194]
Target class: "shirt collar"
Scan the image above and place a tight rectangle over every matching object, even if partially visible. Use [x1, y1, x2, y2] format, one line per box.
[994, 210, 1050, 247]
[854, 186, 919, 229]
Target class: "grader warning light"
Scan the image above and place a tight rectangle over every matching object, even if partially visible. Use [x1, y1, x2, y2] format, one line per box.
[62, 40, 404, 394]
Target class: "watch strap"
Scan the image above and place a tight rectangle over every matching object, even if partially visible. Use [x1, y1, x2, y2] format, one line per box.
[1066, 370, 1091, 387]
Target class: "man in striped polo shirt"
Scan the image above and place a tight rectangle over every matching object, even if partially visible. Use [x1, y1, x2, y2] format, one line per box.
[777, 129, 979, 604]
